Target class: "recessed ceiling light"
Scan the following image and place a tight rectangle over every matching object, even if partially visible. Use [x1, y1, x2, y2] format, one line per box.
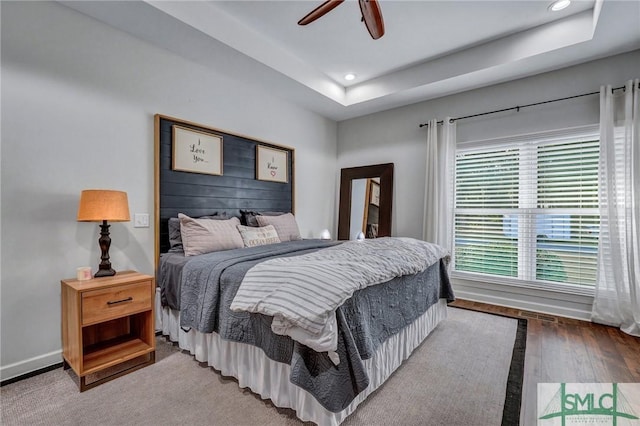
[344, 73, 356, 81]
[549, 0, 571, 11]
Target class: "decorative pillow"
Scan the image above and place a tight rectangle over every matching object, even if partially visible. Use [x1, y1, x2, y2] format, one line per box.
[240, 210, 286, 227]
[237, 225, 281, 247]
[168, 213, 227, 249]
[256, 213, 302, 242]
[178, 213, 243, 256]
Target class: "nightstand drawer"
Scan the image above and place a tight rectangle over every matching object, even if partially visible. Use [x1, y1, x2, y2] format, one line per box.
[82, 281, 152, 325]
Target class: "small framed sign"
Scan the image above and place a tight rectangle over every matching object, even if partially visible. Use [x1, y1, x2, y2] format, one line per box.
[256, 145, 288, 183]
[172, 125, 223, 175]
[369, 180, 380, 206]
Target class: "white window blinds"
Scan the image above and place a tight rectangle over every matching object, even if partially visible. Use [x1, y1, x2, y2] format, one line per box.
[453, 128, 600, 288]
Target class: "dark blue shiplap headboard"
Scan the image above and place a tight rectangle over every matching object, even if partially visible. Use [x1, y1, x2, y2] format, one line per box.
[154, 114, 295, 266]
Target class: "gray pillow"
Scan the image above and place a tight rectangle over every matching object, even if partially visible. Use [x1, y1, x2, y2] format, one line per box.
[168, 218, 183, 249]
[240, 210, 286, 227]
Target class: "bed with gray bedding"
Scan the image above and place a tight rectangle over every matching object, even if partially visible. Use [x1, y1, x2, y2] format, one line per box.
[158, 239, 453, 413]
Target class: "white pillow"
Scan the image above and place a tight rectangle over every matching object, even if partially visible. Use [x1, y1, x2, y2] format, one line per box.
[256, 213, 302, 242]
[178, 213, 243, 256]
[237, 224, 281, 247]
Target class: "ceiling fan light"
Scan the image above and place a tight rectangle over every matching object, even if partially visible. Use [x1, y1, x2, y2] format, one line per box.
[549, 0, 571, 11]
[344, 73, 356, 81]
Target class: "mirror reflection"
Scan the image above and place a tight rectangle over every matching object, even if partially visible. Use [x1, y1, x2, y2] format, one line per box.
[350, 178, 380, 239]
[338, 163, 393, 241]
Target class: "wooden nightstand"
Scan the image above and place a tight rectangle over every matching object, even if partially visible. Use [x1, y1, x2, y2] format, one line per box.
[61, 270, 155, 391]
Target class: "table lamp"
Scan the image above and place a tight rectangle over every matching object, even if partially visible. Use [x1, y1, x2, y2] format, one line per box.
[77, 189, 130, 277]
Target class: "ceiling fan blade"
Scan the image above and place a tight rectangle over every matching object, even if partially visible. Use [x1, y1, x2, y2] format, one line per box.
[298, 0, 345, 26]
[359, 0, 385, 40]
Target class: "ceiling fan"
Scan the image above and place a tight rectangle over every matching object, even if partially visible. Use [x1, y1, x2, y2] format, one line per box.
[298, 0, 385, 40]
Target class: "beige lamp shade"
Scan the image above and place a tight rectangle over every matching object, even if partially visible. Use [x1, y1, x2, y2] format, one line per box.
[77, 190, 130, 222]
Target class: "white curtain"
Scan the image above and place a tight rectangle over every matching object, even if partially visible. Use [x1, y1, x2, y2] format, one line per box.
[591, 79, 640, 336]
[422, 118, 456, 250]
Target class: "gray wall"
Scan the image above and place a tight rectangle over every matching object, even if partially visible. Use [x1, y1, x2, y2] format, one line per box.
[349, 179, 367, 240]
[337, 49, 640, 319]
[0, 2, 337, 379]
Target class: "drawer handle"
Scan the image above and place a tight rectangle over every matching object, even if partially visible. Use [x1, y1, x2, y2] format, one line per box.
[107, 296, 133, 306]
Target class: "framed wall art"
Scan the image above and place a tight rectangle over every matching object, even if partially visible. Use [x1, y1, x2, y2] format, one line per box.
[256, 145, 288, 183]
[172, 125, 223, 175]
[369, 180, 380, 206]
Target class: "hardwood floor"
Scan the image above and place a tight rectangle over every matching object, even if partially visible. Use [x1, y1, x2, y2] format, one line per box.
[449, 299, 640, 426]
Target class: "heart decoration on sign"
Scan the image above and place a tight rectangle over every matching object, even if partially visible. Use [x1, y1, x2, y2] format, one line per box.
[270, 170, 277, 177]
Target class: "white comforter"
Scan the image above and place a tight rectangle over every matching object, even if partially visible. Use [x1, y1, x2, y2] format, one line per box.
[230, 237, 449, 359]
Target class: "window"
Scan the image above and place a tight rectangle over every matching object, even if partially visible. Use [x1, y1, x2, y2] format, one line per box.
[453, 127, 599, 289]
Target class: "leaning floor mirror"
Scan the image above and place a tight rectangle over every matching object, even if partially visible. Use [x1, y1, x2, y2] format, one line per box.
[337, 163, 394, 240]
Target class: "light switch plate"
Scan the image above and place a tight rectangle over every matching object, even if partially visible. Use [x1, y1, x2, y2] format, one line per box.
[134, 213, 149, 228]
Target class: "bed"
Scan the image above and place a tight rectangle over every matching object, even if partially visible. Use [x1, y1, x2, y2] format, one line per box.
[155, 234, 453, 425]
[153, 115, 454, 425]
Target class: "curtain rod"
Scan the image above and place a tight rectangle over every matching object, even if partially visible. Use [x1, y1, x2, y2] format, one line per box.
[418, 84, 632, 128]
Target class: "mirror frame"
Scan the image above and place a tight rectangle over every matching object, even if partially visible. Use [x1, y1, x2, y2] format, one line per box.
[338, 163, 394, 240]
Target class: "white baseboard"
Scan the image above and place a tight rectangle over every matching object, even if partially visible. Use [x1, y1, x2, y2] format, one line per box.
[0, 349, 62, 383]
[452, 277, 594, 321]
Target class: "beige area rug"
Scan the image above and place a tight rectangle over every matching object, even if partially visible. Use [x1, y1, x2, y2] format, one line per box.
[1, 308, 522, 426]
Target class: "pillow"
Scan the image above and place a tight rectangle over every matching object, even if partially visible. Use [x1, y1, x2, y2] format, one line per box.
[168, 213, 227, 249]
[256, 213, 302, 242]
[178, 213, 243, 256]
[240, 210, 286, 227]
[237, 224, 281, 247]
[168, 217, 183, 249]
